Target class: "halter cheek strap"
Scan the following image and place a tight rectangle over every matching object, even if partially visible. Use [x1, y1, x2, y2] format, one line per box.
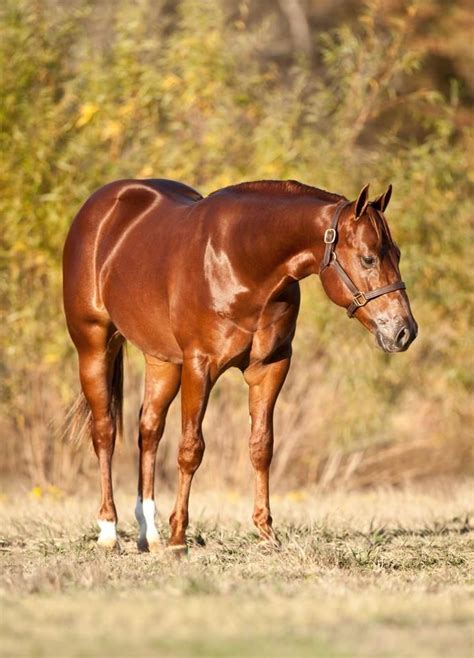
[320, 200, 406, 318]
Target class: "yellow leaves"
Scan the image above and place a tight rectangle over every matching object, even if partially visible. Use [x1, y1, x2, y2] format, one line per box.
[210, 173, 233, 189]
[205, 31, 221, 51]
[76, 102, 99, 127]
[153, 136, 167, 149]
[97, 100, 139, 144]
[162, 73, 181, 91]
[101, 120, 122, 141]
[138, 165, 153, 177]
[118, 100, 136, 117]
[261, 161, 280, 177]
[202, 132, 220, 148]
[286, 490, 308, 503]
[44, 352, 60, 364]
[12, 240, 27, 252]
[30, 486, 43, 499]
[30, 485, 64, 500]
[48, 485, 64, 500]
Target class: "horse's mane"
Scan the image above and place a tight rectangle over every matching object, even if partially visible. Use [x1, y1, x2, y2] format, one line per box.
[209, 179, 345, 204]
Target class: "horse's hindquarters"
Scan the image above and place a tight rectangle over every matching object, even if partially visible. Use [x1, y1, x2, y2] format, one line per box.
[63, 179, 191, 361]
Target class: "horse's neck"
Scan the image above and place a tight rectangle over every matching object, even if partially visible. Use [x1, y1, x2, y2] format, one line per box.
[236, 197, 337, 282]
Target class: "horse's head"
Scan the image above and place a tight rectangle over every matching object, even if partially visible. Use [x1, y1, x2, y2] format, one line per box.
[320, 184, 417, 353]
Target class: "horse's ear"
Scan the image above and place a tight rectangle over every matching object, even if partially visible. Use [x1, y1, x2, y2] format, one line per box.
[371, 183, 392, 213]
[354, 183, 370, 220]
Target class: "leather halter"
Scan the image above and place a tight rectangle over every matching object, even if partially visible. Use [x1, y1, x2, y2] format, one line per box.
[320, 200, 406, 317]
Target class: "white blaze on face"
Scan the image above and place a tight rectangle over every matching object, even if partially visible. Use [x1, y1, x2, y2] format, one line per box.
[97, 519, 117, 546]
[135, 497, 160, 544]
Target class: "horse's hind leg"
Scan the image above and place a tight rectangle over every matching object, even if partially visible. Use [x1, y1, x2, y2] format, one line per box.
[244, 351, 291, 543]
[135, 357, 181, 552]
[76, 326, 124, 549]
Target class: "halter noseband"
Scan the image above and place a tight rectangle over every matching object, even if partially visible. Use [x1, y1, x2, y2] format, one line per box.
[320, 200, 406, 317]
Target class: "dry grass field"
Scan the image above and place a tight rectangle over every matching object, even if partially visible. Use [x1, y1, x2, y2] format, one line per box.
[1, 479, 473, 658]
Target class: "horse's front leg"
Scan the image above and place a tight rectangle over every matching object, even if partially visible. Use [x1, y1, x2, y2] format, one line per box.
[169, 357, 212, 552]
[244, 351, 291, 543]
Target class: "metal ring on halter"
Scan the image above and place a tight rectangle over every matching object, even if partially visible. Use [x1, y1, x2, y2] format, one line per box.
[324, 228, 337, 244]
[352, 291, 367, 307]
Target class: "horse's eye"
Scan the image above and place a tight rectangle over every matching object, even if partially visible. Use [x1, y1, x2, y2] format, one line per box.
[361, 255, 376, 268]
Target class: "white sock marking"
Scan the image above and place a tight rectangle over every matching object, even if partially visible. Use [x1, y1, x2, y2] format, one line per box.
[97, 519, 117, 545]
[135, 497, 160, 543]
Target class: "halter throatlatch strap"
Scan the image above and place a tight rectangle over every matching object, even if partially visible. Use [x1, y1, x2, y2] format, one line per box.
[320, 200, 406, 318]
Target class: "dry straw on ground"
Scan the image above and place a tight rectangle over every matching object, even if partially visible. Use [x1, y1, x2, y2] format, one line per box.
[1, 479, 473, 658]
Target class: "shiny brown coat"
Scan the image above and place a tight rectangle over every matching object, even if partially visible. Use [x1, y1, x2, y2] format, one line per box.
[63, 178, 416, 550]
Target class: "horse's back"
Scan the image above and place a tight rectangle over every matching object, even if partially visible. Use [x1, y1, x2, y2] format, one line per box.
[68, 178, 201, 240]
[64, 177, 201, 268]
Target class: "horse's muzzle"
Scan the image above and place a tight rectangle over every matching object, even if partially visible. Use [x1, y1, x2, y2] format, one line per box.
[375, 317, 418, 353]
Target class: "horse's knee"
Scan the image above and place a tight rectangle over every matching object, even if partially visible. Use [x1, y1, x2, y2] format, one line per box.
[249, 431, 273, 471]
[177, 429, 205, 473]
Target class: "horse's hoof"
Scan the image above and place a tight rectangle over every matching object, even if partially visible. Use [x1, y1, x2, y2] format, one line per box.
[137, 537, 148, 553]
[166, 543, 188, 559]
[257, 535, 281, 551]
[147, 538, 162, 554]
[97, 538, 121, 553]
[137, 536, 162, 554]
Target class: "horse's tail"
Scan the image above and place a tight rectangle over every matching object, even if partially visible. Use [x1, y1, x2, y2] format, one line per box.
[63, 391, 91, 446]
[63, 344, 124, 444]
[110, 344, 124, 438]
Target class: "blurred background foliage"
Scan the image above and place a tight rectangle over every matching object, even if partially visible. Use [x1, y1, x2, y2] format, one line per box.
[1, 0, 472, 490]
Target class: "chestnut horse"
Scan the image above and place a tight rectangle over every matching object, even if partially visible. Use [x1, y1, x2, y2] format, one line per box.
[63, 179, 417, 551]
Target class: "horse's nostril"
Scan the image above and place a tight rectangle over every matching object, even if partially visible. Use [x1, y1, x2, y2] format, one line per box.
[395, 325, 410, 347]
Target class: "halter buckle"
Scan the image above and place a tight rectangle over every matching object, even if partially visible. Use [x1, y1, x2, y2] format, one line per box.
[324, 228, 336, 244]
[353, 291, 367, 307]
